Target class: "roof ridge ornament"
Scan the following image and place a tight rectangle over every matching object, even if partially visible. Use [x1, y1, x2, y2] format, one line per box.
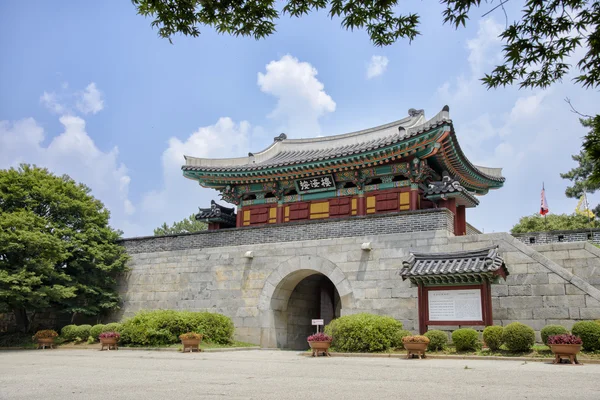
[408, 108, 425, 117]
[274, 133, 287, 142]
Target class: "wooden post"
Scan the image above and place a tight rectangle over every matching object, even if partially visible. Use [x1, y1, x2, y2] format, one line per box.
[357, 193, 366, 216]
[236, 206, 243, 227]
[418, 284, 426, 334]
[276, 203, 284, 224]
[456, 205, 466, 236]
[409, 184, 419, 211]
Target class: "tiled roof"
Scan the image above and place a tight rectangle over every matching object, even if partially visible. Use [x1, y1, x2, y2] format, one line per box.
[400, 246, 508, 284]
[424, 175, 480, 207]
[196, 200, 236, 226]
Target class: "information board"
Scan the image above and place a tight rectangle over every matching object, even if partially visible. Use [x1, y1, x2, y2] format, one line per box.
[312, 319, 324, 326]
[428, 289, 482, 321]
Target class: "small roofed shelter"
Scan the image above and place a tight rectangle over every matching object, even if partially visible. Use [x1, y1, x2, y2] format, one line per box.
[182, 106, 504, 234]
[195, 200, 237, 230]
[400, 246, 508, 334]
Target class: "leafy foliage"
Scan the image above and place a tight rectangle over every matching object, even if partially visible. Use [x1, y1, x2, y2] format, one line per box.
[571, 321, 600, 351]
[33, 330, 58, 339]
[90, 324, 106, 340]
[423, 330, 447, 351]
[582, 116, 600, 186]
[482, 325, 504, 351]
[74, 325, 92, 341]
[60, 325, 79, 341]
[99, 331, 121, 340]
[541, 325, 569, 345]
[0, 165, 129, 332]
[119, 310, 234, 346]
[502, 322, 535, 352]
[402, 335, 430, 344]
[451, 328, 480, 351]
[132, 0, 600, 90]
[307, 332, 332, 342]
[324, 313, 403, 353]
[392, 329, 412, 349]
[154, 214, 207, 236]
[179, 332, 203, 340]
[510, 213, 597, 233]
[547, 333, 583, 345]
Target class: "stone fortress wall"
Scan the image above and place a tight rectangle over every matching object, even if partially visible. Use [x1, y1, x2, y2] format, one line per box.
[117, 209, 600, 347]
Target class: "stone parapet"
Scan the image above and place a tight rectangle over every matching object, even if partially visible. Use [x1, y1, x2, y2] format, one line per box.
[120, 208, 455, 254]
[513, 228, 600, 245]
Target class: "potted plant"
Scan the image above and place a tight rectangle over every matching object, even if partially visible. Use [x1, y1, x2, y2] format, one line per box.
[548, 334, 583, 365]
[33, 330, 58, 349]
[179, 332, 203, 353]
[402, 335, 430, 359]
[99, 331, 120, 351]
[307, 332, 332, 357]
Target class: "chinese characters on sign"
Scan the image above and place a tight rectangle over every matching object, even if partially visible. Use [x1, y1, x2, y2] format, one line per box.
[428, 289, 482, 321]
[295, 174, 336, 194]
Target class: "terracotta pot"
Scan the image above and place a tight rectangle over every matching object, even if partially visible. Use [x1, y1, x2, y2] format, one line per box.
[308, 340, 332, 357]
[181, 338, 202, 353]
[404, 342, 428, 359]
[550, 344, 581, 365]
[100, 337, 119, 351]
[36, 338, 54, 349]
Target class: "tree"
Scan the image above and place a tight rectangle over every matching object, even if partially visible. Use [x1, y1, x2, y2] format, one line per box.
[154, 214, 207, 235]
[132, 0, 600, 90]
[560, 145, 600, 216]
[510, 213, 597, 234]
[0, 165, 129, 332]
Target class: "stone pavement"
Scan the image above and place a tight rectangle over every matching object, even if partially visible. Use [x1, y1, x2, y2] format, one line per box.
[1, 350, 600, 399]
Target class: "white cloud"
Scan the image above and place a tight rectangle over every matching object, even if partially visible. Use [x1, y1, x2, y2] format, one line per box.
[366, 55, 389, 79]
[257, 55, 336, 137]
[76, 83, 104, 115]
[0, 115, 133, 229]
[40, 92, 66, 114]
[139, 117, 252, 225]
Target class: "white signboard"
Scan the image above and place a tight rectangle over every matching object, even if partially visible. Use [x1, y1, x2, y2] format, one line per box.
[428, 289, 482, 321]
[312, 319, 324, 326]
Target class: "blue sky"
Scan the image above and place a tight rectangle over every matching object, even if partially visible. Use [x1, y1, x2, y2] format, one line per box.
[1, 0, 599, 237]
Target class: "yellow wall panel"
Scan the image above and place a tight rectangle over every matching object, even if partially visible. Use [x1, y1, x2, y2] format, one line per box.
[399, 192, 410, 206]
[366, 196, 376, 209]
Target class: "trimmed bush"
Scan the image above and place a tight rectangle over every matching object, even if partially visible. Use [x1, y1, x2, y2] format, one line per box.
[90, 324, 106, 340]
[74, 325, 92, 340]
[60, 325, 78, 341]
[119, 310, 234, 346]
[103, 323, 122, 333]
[502, 322, 535, 352]
[392, 329, 412, 349]
[452, 328, 480, 351]
[482, 326, 504, 351]
[424, 330, 447, 351]
[571, 321, 600, 351]
[540, 325, 569, 346]
[324, 313, 403, 353]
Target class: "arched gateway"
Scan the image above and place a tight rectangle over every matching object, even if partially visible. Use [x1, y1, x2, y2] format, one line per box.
[258, 255, 355, 349]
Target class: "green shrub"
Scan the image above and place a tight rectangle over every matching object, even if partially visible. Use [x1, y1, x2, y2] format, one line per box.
[502, 322, 535, 352]
[452, 328, 480, 351]
[424, 330, 447, 351]
[324, 313, 403, 352]
[74, 325, 92, 340]
[392, 329, 412, 349]
[90, 324, 105, 340]
[60, 325, 78, 341]
[571, 321, 600, 351]
[540, 325, 569, 346]
[103, 322, 122, 333]
[119, 310, 234, 346]
[482, 326, 504, 351]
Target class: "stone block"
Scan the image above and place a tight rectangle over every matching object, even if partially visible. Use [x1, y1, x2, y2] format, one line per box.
[499, 296, 542, 309]
[532, 307, 569, 319]
[507, 263, 529, 274]
[392, 287, 417, 298]
[506, 308, 533, 320]
[543, 295, 585, 308]
[504, 252, 534, 264]
[492, 307, 508, 320]
[580, 308, 600, 319]
[548, 273, 567, 284]
[508, 285, 532, 296]
[566, 285, 586, 295]
[365, 288, 379, 299]
[491, 285, 508, 297]
[569, 308, 580, 319]
[532, 284, 565, 296]
[568, 249, 592, 259]
[506, 273, 549, 285]
[585, 295, 600, 308]
[378, 288, 392, 298]
[546, 319, 576, 330]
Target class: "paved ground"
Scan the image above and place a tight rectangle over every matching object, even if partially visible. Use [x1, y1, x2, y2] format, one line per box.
[1, 349, 600, 399]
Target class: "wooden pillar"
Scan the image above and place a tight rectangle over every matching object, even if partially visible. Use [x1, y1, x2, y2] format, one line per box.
[276, 203, 284, 224]
[236, 206, 243, 227]
[418, 284, 426, 334]
[409, 185, 419, 211]
[357, 193, 366, 216]
[482, 282, 493, 326]
[208, 222, 220, 230]
[456, 205, 466, 236]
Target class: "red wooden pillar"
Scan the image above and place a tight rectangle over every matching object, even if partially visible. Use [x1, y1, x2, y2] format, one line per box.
[208, 222, 220, 230]
[357, 194, 366, 216]
[456, 205, 466, 236]
[418, 284, 426, 334]
[481, 282, 493, 326]
[276, 203, 284, 224]
[409, 187, 419, 210]
[236, 206, 243, 227]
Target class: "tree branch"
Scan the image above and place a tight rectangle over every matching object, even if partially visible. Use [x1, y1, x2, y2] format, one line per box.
[565, 97, 593, 119]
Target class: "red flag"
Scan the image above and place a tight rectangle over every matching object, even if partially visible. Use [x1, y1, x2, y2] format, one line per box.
[540, 186, 549, 215]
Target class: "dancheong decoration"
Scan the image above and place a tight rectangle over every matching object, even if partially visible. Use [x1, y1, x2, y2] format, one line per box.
[295, 174, 336, 194]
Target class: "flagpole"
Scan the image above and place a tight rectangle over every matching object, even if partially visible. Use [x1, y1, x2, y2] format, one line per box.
[543, 182, 547, 229]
